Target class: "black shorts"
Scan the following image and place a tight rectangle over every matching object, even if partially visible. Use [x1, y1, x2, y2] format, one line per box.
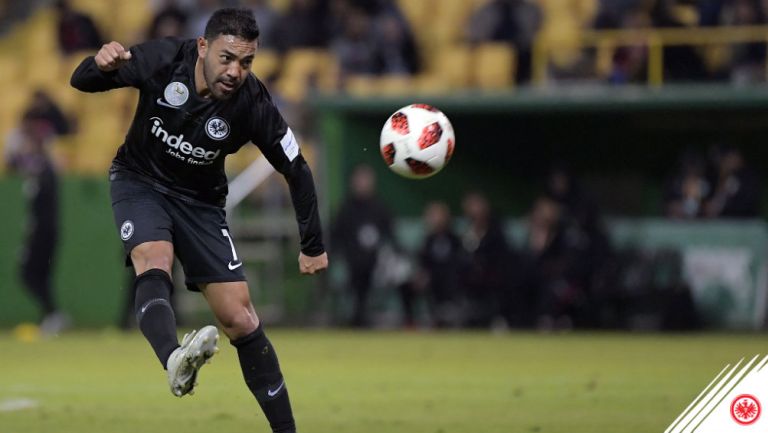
[110, 176, 246, 291]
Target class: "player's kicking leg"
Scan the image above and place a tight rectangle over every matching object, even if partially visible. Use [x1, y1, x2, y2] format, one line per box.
[201, 281, 296, 433]
[130, 240, 219, 397]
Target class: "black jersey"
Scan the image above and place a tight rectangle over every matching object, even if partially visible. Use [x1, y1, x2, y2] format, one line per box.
[70, 38, 324, 255]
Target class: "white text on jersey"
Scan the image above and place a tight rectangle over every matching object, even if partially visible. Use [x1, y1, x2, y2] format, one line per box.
[150, 117, 220, 165]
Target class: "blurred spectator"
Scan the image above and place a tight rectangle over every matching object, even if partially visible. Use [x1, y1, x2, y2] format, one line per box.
[55, 0, 103, 55]
[460, 191, 515, 328]
[185, 0, 223, 38]
[608, 6, 652, 84]
[466, 0, 541, 83]
[371, 8, 420, 75]
[331, 5, 378, 76]
[523, 196, 572, 329]
[605, 0, 710, 83]
[594, 0, 642, 29]
[704, 146, 761, 218]
[521, 167, 611, 329]
[23, 89, 73, 136]
[270, 0, 331, 53]
[722, 0, 767, 84]
[404, 201, 466, 328]
[649, 0, 709, 81]
[147, 0, 188, 39]
[4, 112, 69, 335]
[698, 0, 727, 26]
[244, 0, 278, 49]
[330, 164, 396, 327]
[664, 151, 712, 219]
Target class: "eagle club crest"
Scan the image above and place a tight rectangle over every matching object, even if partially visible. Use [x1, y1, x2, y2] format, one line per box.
[163, 81, 189, 106]
[205, 117, 230, 140]
[120, 220, 134, 241]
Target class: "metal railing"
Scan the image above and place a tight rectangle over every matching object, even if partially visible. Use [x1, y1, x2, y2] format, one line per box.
[532, 25, 768, 86]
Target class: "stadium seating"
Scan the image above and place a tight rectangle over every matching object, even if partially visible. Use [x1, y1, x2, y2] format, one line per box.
[1, 0, 766, 174]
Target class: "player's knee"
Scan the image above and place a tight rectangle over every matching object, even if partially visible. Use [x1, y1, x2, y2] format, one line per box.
[220, 307, 259, 339]
[130, 242, 173, 274]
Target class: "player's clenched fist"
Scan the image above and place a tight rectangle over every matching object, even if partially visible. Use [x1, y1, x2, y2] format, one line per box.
[95, 41, 132, 72]
[299, 252, 328, 275]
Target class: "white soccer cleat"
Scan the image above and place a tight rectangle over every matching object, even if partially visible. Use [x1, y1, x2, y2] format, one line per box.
[166, 325, 219, 397]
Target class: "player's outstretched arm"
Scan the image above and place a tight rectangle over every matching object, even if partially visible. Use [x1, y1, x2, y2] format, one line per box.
[70, 41, 134, 92]
[71, 38, 182, 93]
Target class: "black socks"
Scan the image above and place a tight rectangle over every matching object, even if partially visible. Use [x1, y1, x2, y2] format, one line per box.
[134, 270, 294, 433]
[231, 324, 296, 433]
[134, 268, 179, 368]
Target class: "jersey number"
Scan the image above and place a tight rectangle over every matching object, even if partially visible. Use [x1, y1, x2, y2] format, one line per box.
[221, 228, 242, 270]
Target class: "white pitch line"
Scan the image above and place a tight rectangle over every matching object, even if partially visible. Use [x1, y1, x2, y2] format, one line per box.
[0, 398, 39, 412]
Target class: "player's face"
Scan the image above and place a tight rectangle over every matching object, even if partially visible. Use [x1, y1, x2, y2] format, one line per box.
[197, 34, 257, 99]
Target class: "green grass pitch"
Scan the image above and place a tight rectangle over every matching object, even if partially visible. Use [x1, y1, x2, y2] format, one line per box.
[1, 330, 766, 433]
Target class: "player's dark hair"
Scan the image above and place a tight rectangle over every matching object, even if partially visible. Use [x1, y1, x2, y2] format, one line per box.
[204, 8, 260, 41]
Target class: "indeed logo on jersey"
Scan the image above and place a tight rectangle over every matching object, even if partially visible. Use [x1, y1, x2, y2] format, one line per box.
[150, 117, 220, 165]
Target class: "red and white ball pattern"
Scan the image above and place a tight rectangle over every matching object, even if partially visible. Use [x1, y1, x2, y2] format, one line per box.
[379, 104, 455, 179]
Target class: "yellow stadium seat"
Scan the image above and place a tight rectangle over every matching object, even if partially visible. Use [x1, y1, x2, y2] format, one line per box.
[537, 0, 593, 69]
[673, 5, 699, 26]
[344, 75, 378, 97]
[396, 0, 431, 31]
[345, 74, 415, 97]
[225, 144, 263, 173]
[69, 0, 115, 37]
[252, 49, 280, 81]
[375, 75, 415, 96]
[415, 72, 451, 94]
[73, 109, 123, 173]
[22, 8, 57, 57]
[429, 45, 472, 89]
[594, 39, 615, 78]
[112, 0, 151, 43]
[61, 50, 97, 83]
[276, 49, 338, 102]
[473, 43, 516, 89]
[430, 0, 474, 45]
[0, 55, 21, 83]
[0, 89, 30, 124]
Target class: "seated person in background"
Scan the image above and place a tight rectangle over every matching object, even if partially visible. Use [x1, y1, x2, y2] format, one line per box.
[704, 145, 761, 218]
[406, 201, 466, 328]
[331, 164, 395, 327]
[460, 191, 515, 328]
[147, 0, 189, 39]
[664, 152, 712, 219]
[55, 0, 103, 55]
[23, 89, 74, 136]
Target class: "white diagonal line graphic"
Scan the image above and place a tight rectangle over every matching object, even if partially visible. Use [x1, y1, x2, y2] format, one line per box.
[666, 354, 768, 433]
[667, 358, 745, 433]
[687, 355, 760, 432]
[665, 363, 731, 433]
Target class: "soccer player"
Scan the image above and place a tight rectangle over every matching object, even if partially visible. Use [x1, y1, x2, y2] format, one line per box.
[70, 8, 327, 433]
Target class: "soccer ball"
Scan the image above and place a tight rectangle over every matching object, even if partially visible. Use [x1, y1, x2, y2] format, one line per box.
[379, 103, 455, 179]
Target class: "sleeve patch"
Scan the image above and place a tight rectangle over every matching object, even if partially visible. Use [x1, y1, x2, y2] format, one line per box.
[280, 127, 299, 162]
